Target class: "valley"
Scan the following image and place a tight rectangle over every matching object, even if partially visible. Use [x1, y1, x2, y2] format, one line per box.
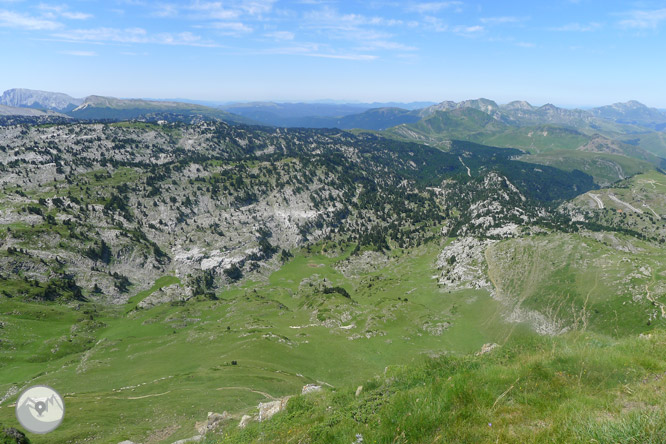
[0, 108, 665, 443]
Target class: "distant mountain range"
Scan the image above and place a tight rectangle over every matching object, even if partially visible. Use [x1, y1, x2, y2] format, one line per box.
[2, 88, 666, 159]
[0, 88, 252, 123]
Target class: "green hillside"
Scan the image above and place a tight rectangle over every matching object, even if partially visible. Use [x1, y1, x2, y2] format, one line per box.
[216, 330, 666, 444]
[1, 122, 665, 444]
[520, 150, 657, 186]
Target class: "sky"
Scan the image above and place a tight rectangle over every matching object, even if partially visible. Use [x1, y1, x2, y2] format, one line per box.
[0, 0, 665, 107]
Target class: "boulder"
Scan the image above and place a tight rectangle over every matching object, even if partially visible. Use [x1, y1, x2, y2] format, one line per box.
[301, 384, 322, 395]
[476, 343, 499, 356]
[355, 385, 363, 397]
[195, 411, 230, 435]
[258, 397, 291, 422]
[238, 415, 253, 429]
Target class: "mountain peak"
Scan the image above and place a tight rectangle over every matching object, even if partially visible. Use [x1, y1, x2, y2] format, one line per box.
[503, 100, 534, 111]
[0, 88, 83, 112]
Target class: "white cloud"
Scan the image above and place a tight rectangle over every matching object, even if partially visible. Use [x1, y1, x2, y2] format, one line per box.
[265, 30, 295, 40]
[52, 27, 219, 47]
[480, 16, 525, 25]
[304, 7, 402, 30]
[619, 8, 666, 29]
[301, 6, 411, 55]
[407, 2, 462, 14]
[0, 9, 62, 29]
[452, 24, 483, 36]
[59, 50, 96, 56]
[209, 21, 253, 35]
[158, 0, 277, 19]
[552, 22, 601, 32]
[265, 44, 378, 60]
[37, 3, 92, 20]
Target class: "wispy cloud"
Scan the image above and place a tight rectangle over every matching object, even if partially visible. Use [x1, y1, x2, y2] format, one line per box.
[407, 2, 462, 14]
[301, 6, 411, 56]
[52, 27, 219, 47]
[154, 0, 277, 19]
[480, 16, 526, 25]
[59, 50, 97, 56]
[619, 8, 666, 29]
[451, 24, 484, 36]
[265, 30, 295, 40]
[0, 9, 62, 29]
[37, 3, 93, 20]
[207, 21, 253, 35]
[264, 44, 378, 60]
[551, 22, 601, 32]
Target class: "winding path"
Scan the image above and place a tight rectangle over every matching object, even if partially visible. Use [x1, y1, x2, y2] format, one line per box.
[588, 193, 604, 209]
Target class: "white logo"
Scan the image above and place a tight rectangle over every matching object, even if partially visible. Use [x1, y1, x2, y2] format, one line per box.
[15, 385, 65, 434]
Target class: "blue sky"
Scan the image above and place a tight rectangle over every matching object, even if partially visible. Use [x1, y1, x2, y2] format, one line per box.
[0, 0, 665, 106]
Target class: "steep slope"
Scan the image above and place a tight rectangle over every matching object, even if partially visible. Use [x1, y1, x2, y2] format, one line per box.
[218, 330, 666, 444]
[0, 104, 65, 117]
[591, 100, 666, 129]
[520, 150, 656, 186]
[1, 121, 665, 443]
[383, 106, 665, 183]
[0, 88, 83, 112]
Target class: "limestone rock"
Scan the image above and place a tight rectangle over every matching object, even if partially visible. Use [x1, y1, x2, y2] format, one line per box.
[195, 411, 230, 435]
[301, 384, 322, 395]
[355, 385, 363, 397]
[171, 436, 203, 444]
[238, 414, 253, 429]
[476, 343, 499, 356]
[258, 397, 291, 421]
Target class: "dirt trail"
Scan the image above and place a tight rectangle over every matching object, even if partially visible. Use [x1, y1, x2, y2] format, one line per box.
[216, 386, 277, 400]
[458, 156, 471, 177]
[588, 193, 604, 209]
[642, 203, 661, 219]
[127, 391, 171, 400]
[608, 193, 643, 214]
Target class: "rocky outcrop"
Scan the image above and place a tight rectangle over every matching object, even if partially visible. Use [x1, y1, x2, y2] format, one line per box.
[258, 397, 291, 422]
[476, 343, 499, 355]
[238, 414, 253, 429]
[301, 384, 322, 395]
[195, 411, 230, 435]
[137, 284, 193, 309]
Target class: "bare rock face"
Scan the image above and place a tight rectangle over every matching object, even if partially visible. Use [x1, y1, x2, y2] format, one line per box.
[301, 384, 322, 395]
[258, 397, 291, 421]
[195, 411, 231, 435]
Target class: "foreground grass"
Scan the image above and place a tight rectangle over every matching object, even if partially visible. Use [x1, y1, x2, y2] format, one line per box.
[216, 330, 666, 444]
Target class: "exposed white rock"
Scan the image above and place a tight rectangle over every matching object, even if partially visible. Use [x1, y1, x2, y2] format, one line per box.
[238, 414, 253, 429]
[301, 384, 322, 395]
[195, 411, 231, 435]
[258, 397, 291, 422]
